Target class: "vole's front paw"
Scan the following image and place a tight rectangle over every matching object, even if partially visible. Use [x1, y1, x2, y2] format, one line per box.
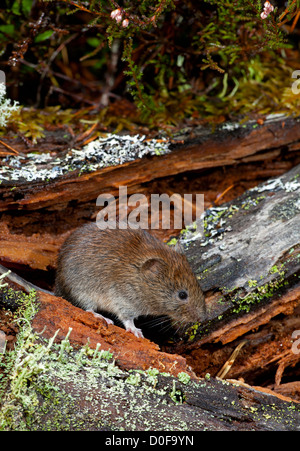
[123, 319, 144, 338]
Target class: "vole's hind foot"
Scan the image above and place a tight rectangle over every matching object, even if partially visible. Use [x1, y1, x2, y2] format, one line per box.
[87, 309, 114, 325]
[123, 319, 144, 338]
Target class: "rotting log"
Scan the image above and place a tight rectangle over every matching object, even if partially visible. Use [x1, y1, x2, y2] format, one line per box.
[0, 115, 300, 212]
[160, 162, 300, 401]
[172, 161, 300, 349]
[1, 115, 300, 273]
[0, 287, 299, 431]
[183, 304, 300, 390]
[3, 356, 300, 431]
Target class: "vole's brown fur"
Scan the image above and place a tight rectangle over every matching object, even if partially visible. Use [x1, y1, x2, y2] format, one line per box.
[55, 223, 206, 338]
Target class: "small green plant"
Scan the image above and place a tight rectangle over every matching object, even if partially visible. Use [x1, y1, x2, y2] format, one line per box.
[1, 0, 300, 128]
[170, 380, 186, 404]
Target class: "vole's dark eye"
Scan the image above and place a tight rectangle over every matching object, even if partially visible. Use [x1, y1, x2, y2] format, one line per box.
[178, 290, 188, 300]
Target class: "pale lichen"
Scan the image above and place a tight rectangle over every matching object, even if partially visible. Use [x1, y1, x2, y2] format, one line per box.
[0, 134, 170, 183]
[0, 83, 20, 128]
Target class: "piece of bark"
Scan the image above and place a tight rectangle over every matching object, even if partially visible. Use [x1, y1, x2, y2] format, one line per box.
[2, 344, 299, 431]
[25, 372, 299, 431]
[0, 223, 63, 271]
[1, 115, 300, 211]
[169, 162, 300, 353]
[183, 306, 300, 397]
[32, 291, 196, 377]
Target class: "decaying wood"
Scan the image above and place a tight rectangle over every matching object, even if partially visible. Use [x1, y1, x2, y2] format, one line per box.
[160, 162, 300, 402]
[0, 115, 300, 212]
[173, 162, 300, 349]
[1, 117, 300, 429]
[3, 357, 299, 431]
[32, 290, 194, 377]
[183, 305, 300, 396]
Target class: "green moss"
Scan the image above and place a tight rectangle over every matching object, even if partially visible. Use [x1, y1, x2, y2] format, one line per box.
[126, 373, 142, 386]
[0, 288, 39, 430]
[269, 198, 300, 221]
[270, 265, 279, 274]
[248, 279, 258, 288]
[0, 314, 122, 431]
[232, 272, 286, 314]
[185, 321, 201, 341]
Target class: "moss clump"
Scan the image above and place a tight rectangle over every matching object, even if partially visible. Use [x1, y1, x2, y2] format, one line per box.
[185, 321, 202, 341]
[0, 305, 121, 431]
[0, 288, 39, 429]
[231, 273, 286, 314]
[169, 380, 186, 405]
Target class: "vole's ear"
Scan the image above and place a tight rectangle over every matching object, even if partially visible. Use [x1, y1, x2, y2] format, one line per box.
[140, 258, 166, 276]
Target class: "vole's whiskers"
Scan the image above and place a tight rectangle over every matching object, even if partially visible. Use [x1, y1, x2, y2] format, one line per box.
[144, 316, 170, 327]
[172, 319, 187, 336]
[142, 316, 172, 333]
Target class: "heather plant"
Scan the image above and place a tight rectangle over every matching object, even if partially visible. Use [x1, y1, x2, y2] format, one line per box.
[0, 0, 299, 126]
